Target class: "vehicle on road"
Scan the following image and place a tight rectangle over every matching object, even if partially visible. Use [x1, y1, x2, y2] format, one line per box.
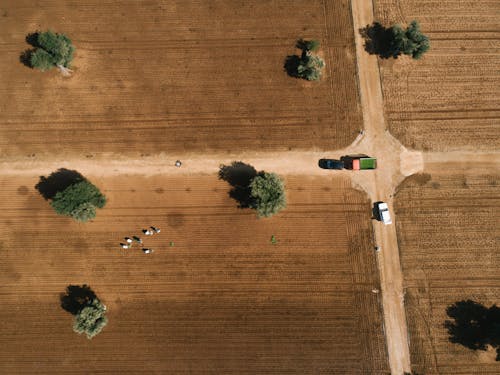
[341, 154, 377, 170]
[318, 159, 344, 170]
[373, 201, 392, 224]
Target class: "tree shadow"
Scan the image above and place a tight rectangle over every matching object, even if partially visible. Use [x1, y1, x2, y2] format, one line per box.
[60, 284, 96, 315]
[359, 22, 396, 59]
[218, 161, 257, 208]
[284, 55, 301, 78]
[19, 50, 34, 68]
[25, 32, 40, 47]
[444, 300, 500, 359]
[35, 168, 84, 200]
[19, 32, 40, 68]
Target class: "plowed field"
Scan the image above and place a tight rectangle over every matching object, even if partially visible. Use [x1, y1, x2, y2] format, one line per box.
[374, 0, 500, 151]
[394, 173, 500, 374]
[0, 0, 361, 158]
[0, 174, 389, 374]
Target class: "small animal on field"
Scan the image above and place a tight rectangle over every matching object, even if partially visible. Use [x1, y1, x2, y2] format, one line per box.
[124, 237, 133, 243]
[142, 229, 153, 236]
[120, 243, 131, 249]
[132, 236, 142, 244]
[150, 226, 160, 234]
[142, 248, 154, 254]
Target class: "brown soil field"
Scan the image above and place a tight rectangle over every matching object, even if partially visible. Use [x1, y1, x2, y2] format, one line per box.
[0, 0, 361, 158]
[0, 174, 389, 374]
[394, 173, 500, 374]
[374, 0, 500, 151]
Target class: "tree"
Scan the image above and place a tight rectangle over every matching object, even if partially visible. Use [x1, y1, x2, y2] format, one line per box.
[73, 299, 108, 339]
[219, 163, 287, 218]
[284, 39, 325, 81]
[361, 20, 429, 60]
[389, 20, 429, 59]
[50, 179, 106, 222]
[249, 172, 286, 218]
[28, 31, 75, 73]
[445, 300, 500, 360]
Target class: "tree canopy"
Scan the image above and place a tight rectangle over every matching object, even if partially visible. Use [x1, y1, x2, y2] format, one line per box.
[73, 299, 108, 339]
[219, 163, 287, 218]
[29, 31, 75, 71]
[361, 20, 429, 60]
[445, 300, 500, 361]
[390, 20, 430, 59]
[249, 172, 287, 218]
[50, 179, 106, 222]
[284, 39, 325, 81]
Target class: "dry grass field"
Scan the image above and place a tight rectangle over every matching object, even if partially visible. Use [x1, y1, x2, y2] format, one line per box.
[374, 0, 500, 151]
[0, 0, 361, 158]
[394, 173, 500, 374]
[0, 174, 389, 374]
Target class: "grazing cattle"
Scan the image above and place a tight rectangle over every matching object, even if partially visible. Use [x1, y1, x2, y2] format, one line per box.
[142, 248, 154, 254]
[124, 237, 133, 243]
[142, 229, 153, 236]
[120, 243, 130, 249]
[132, 236, 142, 244]
[150, 226, 160, 234]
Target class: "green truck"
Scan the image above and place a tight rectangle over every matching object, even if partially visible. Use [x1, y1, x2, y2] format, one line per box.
[341, 154, 377, 170]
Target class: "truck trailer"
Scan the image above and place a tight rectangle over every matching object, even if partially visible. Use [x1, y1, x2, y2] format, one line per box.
[341, 154, 377, 170]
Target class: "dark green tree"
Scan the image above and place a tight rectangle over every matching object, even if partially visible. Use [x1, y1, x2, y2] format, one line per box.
[73, 298, 108, 339]
[445, 300, 500, 361]
[51, 180, 106, 222]
[389, 20, 429, 59]
[284, 39, 325, 81]
[29, 31, 75, 73]
[361, 20, 429, 60]
[249, 172, 286, 218]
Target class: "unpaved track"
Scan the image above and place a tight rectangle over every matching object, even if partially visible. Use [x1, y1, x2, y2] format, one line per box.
[1, 0, 496, 373]
[350, 0, 411, 373]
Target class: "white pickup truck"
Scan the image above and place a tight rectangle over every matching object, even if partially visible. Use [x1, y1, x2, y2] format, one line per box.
[375, 202, 392, 225]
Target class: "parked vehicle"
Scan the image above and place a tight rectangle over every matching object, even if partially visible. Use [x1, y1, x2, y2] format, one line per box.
[318, 159, 344, 170]
[341, 154, 377, 170]
[374, 201, 392, 224]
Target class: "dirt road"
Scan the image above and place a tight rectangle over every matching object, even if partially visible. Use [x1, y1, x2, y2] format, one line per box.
[350, 0, 412, 373]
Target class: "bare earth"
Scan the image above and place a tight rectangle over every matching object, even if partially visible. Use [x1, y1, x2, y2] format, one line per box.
[374, 0, 500, 152]
[0, 174, 389, 374]
[394, 173, 500, 374]
[0, 0, 499, 374]
[0, 0, 361, 158]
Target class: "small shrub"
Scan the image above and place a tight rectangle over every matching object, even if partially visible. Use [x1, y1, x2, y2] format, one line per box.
[296, 39, 320, 52]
